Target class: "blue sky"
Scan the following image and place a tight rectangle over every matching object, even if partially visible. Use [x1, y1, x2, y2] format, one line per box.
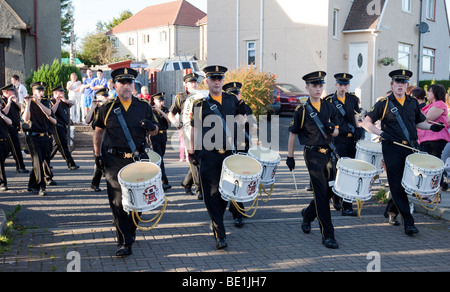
[72, 0, 450, 41]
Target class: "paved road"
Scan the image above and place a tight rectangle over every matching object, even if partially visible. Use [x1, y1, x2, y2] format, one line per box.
[1, 116, 449, 273]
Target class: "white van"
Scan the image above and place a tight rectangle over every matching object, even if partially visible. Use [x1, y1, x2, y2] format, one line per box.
[161, 60, 205, 80]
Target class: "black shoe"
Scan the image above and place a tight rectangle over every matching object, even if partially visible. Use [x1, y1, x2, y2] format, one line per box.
[322, 237, 339, 249]
[38, 189, 47, 196]
[342, 209, 357, 216]
[197, 191, 203, 200]
[46, 179, 57, 186]
[163, 184, 172, 191]
[68, 165, 80, 170]
[17, 168, 29, 174]
[234, 218, 244, 228]
[384, 212, 400, 226]
[116, 245, 132, 257]
[0, 185, 8, 192]
[305, 186, 313, 192]
[90, 184, 102, 192]
[27, 187, 39, 193]
[332, 196, 342, 211]
[405, 225, 419, 235]
[301, 209, 311, 234]
[216, 237, 228, 250]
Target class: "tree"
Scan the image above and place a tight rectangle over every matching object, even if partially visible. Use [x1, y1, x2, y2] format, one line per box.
[100, 10, 133, 31]
[61, 0, 74, 46]
[80, 32, 117, 66]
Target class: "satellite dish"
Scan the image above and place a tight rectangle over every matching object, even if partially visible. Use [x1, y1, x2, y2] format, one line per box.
[418, 22, 430, 34]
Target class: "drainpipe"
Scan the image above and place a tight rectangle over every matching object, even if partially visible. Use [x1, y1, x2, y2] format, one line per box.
[417, 0, 424, 85]
[236, 0, 239, 68]
[260, 0, 264, 70]
[27, 0, 39, 69]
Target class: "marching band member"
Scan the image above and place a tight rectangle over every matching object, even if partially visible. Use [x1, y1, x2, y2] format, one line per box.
[189, 65, 247, 249]
[286, 71, 343, 249]
[93, 68, 159, 257]
[0, 99, 13, 191]
[362, 70, 444, 235]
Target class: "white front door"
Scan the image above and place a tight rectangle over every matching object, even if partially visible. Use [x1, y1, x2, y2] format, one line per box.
[348, 42, 369, 92]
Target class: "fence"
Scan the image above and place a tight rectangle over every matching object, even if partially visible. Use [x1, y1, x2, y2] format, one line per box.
[154, 70, 185, 108]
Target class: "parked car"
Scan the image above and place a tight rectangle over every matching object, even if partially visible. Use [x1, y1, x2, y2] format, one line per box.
[161, 59, 205, 81]
[273, 83, 309, 114]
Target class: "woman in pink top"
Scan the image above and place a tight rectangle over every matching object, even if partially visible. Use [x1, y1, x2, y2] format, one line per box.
[418, 84, 450, 158]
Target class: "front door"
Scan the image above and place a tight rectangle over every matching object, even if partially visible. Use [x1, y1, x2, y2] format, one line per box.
[0, 42, 5, 88]
[348, 42, 368, 93]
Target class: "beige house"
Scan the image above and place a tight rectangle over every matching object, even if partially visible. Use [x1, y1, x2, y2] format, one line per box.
[207, 0, 450, 109]
[0, 0, 61, 88]
[107, 0, 206, 63]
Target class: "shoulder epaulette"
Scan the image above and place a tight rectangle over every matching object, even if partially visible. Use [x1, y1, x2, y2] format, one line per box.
[193, 98, 206, 106]
[136, 97, 151, 105]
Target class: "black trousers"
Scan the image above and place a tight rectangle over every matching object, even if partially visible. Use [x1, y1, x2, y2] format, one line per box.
[182, 163, 201, 193]
[7, 126, 26, 170]
[0, 139, 8, 187]
[104, 152, 148, 246]
[302, 148, 336, 239]
[151, 133, 168, 185]
[26, 134, 51, 190]
[382, 142, 415, 227]
[50, 125, 76, 168]
[199, 150, 230, 239]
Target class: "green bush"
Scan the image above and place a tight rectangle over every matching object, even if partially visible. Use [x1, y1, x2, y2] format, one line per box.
[419, 79, 450, 93]
[25, 59, 81, 96]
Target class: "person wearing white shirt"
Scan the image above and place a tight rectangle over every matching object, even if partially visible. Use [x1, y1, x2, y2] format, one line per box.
[11, 75, 28, 104]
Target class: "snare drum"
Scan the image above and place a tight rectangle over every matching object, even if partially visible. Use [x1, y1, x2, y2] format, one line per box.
[355, 141, 384, 174]
[219, 154, 263, 203]
[401, 153, 444, 196]
[248, 146, 281, 186]
[145, 148, 162, 166]
[118, 161, 165, 212]
[332, 158, 378, 203]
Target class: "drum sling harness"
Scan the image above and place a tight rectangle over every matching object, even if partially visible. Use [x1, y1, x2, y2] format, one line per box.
[204, 96, 236, 152]
[331, 94, 355, 134]
[388, 100, 413, 147]
[114, 107, 140, 160]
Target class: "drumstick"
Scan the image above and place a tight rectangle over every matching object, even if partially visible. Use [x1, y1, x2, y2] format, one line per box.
[393, 142, 420, 152]
[428, 121, 444, 126]
[292, 170, 299, 195]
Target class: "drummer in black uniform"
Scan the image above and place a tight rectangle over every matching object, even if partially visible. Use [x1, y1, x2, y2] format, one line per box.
[93, 68, 159, 257]
[0, 84, 29, 173]
[168, 72, 202, 199]
[325, 73, 364, 216]
[22, 82, 57, 196]
[150, 92, 171, 191]
[189, 65, 247, 249]
[49, 85, 79, 170]
[286, 71, 343, 249]
[362, 70, 444, 235]
[0, 99, 13, 191]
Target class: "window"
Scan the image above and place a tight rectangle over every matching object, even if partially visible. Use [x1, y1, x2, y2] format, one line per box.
[143, 34, 150, 44]
[423, 48, 435, 73]
[398, 43, 412, 70]
[181, 62, 191, 69]
[247, 41, 256, 65]
[128, 37, 134, 46]
[402, 0, 412, 12]
[426, 0, 435, 20]
[111, 37, 119, 49]
[159, 31, 167, 42]
[333, 9, 339, 38]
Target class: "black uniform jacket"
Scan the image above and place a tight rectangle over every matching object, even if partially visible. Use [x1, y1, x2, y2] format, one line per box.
[289, 98, 343, 146]
[94, 96, 156, 152]
[325, 92, 360, 135]
[366, 93, 426, 143]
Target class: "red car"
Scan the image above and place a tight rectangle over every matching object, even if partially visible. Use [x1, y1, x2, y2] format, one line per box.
[274, 83, 309, 114]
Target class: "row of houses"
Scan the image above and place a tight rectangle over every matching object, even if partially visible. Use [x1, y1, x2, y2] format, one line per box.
[1, 0, 449, 109]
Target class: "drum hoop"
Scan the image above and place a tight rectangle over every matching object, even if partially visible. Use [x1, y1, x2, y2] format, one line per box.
[118, 162, 162, 186]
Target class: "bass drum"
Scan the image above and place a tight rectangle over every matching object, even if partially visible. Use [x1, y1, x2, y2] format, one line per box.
[181, 90, 210, 152]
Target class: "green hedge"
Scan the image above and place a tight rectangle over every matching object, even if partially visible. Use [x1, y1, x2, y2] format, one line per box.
[25, 59, 82, 96]
[419, 79, 450, 93]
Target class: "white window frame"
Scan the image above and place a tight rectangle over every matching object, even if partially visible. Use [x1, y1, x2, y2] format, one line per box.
[422, 48, 435, 73]
[398, 43, 412, 70]
[402, 0, 412, 13]
[128, 37, 134, 46]
[159, 31, 167, 43]
[333, 9, 339, 39]
[247, 41, 256, 66]
[425, 0, 436, 20]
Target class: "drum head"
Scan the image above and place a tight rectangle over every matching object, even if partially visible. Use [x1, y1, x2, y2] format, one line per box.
[248, 146, 281, 162]
[408, 153, 444, 169]
[357, 141, 382, 152]
[225, 155, 261, 176]
[339, 159, 376, 172]
[120, 162, 159, 183]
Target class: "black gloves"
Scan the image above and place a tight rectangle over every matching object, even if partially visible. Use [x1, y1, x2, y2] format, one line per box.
[140, 119, 157, 131]
[176, 121, 184, 130]
[430, 123, 445, 133]
[325, 122, 335, 135]
[286, 156, 295, 172]
[188, 152, 199, 166]
[354, 127, 365, 141]
[380, 132, 394, 144]
[235, 100, 247, 115]
[95, 155, 104, 172]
